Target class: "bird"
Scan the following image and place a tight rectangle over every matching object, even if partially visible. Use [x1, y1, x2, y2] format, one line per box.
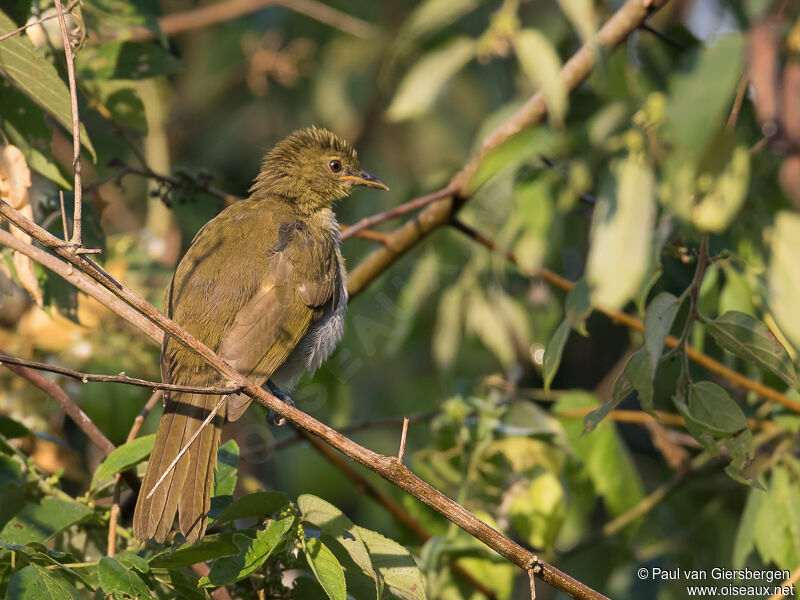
[133, 127, 388, 544]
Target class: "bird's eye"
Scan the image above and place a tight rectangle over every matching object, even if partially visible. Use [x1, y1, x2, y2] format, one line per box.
[328, 159, 342, 173]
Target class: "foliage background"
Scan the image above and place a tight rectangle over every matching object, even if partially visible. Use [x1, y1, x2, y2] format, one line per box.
[1, 0, 800, 598]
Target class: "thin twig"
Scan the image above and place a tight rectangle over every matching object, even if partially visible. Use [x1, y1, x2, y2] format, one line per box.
[341, 185, 458, 240]
[59, 191, 69, 241]
[53, 0, 83, 248]
[727, 76, 749, 131]
[449, 218, 800, 414]
[529, 569, 537, 600]
[0, 349, 115, 456]
[145, 396, 226, 499]
[299, 432, 498, 600]
[107, 158, 242, 207]
[0, 0, 79, 44]
[639, 21, 686, 51]
[129, 0, 374, 40]
[397, 417, 409, 462]
[0, 354, 240, 395]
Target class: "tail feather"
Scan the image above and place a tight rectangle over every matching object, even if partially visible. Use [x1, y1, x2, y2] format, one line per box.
[133, 390, 224, 543]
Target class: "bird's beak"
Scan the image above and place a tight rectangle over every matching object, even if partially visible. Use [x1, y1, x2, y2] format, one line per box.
[340, 170, 389, 191]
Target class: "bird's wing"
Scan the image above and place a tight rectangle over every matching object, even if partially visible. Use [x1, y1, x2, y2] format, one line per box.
[219, 221, 340, 421]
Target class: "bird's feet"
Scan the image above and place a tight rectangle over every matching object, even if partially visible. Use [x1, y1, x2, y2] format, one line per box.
[265, 380, 294, 427]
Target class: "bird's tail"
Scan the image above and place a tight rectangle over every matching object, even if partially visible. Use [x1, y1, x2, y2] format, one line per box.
[133, 390, 225, 544]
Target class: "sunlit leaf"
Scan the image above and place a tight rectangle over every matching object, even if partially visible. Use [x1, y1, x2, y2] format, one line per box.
[768, 212, 800, 354]
[98, 556, 150, 599]
[513, 29, 567, 127]
[91, 434, 154, 489]
[199, 518, 294, 587]
[432, 284, 463, 369]
[556, 0, 596, 43]
[543, 319, 570, 391]
[298, 494, 381, 595]
[76, 41, 182, 80]
[304, 537, 346, 600]
[386, 37, 476, 121]
[7, 565, 79, 600]
[707, 311, 800, 389]
[393, 0, 481, 56]
[0, 497, 92, 545]
[0, 9, 95, 160]
[356, 526, 427, 600]
[586, 156, 656, 310]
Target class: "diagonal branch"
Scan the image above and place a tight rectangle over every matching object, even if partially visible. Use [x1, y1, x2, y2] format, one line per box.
[0, 186, 605, 600]
[345, 0, 672, 299]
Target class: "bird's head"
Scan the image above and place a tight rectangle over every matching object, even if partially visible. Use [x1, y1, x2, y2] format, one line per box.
[252, 126, 388, 212]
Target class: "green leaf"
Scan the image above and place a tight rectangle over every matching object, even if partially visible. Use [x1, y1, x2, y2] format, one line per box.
[0, 415, 32, 439]
[81, 80, 147, 131]
[690, 145, 750, 232]
[7, 565, 80, 600]
[508, 469, 565, 548]
[91, 434, 154, 489]
[768, 212, 800, 354]
[663, 33, 744, 157]
[392, 0, 480, 56]
[733, 484, 765, 568]
[386, 37, 475, 121]
[114, 551, 148, 574]
[304, 537, 346, 600]
[149, 532, 240, 568]
[556, 0, 596, 43]
[772, 465, 800, 569]
[557, 392, 644, 517]
[683, 381, 748, 434]
[212, 439, 239, 498]
[214, 491, 290, 525]
[356, 526, 427, 600]
[0, 10, 95, 161]
[76, 41, 182, 80]
[199, 517, 294, 587]
[432, 284, 463, 369]
[543, 319, 570, 392]
[0, 84, 71, 187]
[97, 556, 150, 599]
[708, 311, 800, 389]
[513, 29, 567, 127]
[0, 497, 92, 545]
[584, 347, 652, 432]
[586, 157, 656, 310]
[565, 278, 592, 336]
[387, 252, 440, 354]
[643, 292, 682, 376]
[298, 494, 381, 596]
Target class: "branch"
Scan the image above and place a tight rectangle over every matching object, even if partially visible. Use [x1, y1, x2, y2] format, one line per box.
[0, 196, 605, 600]
[346, 0, 672, 299]
[53, 0, 83, 249]
[131, 0, 374, 40]
[340, 185, 459, 240]
[0, 229, 163, 343]
[449, 218, 800, 414]
[0, 348, 115, 456]
[0, 354, 241, 395]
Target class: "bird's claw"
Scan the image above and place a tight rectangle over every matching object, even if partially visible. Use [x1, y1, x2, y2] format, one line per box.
[266, 381, 294, 427]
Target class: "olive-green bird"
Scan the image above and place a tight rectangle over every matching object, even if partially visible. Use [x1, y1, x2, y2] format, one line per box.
[133, 127, 387, 543]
